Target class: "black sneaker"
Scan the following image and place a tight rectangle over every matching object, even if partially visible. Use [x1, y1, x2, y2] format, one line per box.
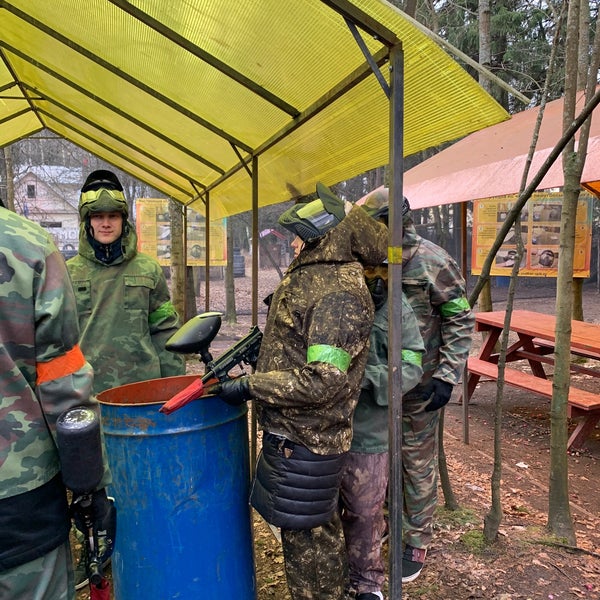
[402, 545, 426, 583]
[356, 592, 384, 600]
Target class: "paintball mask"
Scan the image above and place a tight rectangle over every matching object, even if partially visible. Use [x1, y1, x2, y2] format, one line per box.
[79, 170, 128, 220]
[278, 182, 346, 242]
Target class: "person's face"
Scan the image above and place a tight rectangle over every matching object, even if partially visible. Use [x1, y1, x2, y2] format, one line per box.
[89, 211, 123, 244]
[291, 235, 305, 258]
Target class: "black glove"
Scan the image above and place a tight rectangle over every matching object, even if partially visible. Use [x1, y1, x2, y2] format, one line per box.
[425, 378, 453, 412]
[366, 276, 387, 310]
[72, 488, 116, 538]
[207, 376, 252, 406]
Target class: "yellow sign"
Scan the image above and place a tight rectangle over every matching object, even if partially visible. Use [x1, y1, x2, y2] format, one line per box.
[136, 198, 227, 267]
[471, 192, 593, 277]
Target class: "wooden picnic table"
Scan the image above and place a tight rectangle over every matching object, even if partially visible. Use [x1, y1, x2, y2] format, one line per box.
[462, 310, 600, 450]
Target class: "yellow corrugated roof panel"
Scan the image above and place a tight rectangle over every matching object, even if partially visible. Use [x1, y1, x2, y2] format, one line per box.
[0, 0, 510, 218]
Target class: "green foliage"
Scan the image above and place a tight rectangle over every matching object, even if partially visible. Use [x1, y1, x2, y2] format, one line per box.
[414, 0, 576, 111]
[460, 529, 489, 554]
[435, 505, 480, 529]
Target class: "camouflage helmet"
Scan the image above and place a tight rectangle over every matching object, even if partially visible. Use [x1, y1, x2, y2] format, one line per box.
[360, 187, 411, 224]
[79, 169, 128, 220]
[278, 182, 346, 242]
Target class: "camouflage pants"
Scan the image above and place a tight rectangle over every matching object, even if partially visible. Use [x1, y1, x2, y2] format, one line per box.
[402, 392, 440, 550]
[339, 452, 388, 594]
[0, 541, 74, 600]
[281, 510, 348, 600]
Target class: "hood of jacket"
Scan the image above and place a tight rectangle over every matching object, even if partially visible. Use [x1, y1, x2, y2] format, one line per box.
[402, 213, 421, 263]
[77, 218, 138, 265]
[289, 205, 387, 270]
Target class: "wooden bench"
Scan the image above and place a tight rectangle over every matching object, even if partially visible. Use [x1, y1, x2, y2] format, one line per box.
[467, 357, 600, 450]
[531, 337, 600, 363]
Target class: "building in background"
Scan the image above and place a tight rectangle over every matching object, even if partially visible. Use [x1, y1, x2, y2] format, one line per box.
[13, 166, 82, 259]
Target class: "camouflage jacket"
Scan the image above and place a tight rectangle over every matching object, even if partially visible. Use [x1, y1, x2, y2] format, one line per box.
[402, 216, 474, 389]
[0, 209, 111, 499]
[249, 206, 388, 455]
[351, 293, 425, 453]
[67, 219, 184, 394]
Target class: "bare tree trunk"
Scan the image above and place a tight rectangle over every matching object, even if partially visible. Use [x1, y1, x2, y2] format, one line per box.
[2, 147, 16, 211]
[572, 279, 584, 321]
[478, 0, 492, 95]
[546, 0, 592, 544]
[169, 199, 186, 321]
[483, 219, 526, 542]
[225, 218, 237, 324]
[185, 268, 196, 322]
[438, 410, 459, 510]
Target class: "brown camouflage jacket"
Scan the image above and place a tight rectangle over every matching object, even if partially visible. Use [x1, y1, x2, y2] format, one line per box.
[0, 209, 111, 498]
[249, 206, 388, 455]
[402, 215, 474, 388]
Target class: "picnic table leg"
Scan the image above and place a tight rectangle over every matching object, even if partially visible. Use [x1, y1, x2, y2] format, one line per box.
[459, 328, 502, 444]
[517, 333, 547, 378]
[567, 411, 600, 450]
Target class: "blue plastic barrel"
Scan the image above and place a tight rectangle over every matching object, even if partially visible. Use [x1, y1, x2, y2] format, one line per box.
[98, 375, 256, 599]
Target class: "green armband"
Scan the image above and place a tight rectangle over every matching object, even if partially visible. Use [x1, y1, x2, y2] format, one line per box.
[440, 297, 471, 317]
[401, 349, 422, 366]
[149, 300, 177, 324]
[307, 344, 351, 373]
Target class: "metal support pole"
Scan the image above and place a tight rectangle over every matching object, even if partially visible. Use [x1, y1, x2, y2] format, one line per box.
[204, 191, 210, 312]
[388, 40, 404, 599]
[250, 156, 259, 475]
[461, 201, 470, 443]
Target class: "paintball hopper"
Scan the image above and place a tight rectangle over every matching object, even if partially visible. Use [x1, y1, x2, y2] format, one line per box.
[166, 311, 223, 365]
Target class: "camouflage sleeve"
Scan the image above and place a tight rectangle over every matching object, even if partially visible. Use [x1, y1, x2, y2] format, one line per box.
[148, 267, 185, 377]
[36, 249, 112, 489]
[250, 291, 372, 408]
[429, 260, 474, 385]
[360, 304, 388, 405]
[400, 294, 425, 393]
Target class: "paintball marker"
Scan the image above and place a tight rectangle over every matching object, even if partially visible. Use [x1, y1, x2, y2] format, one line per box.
[160, 311, 263, 414]
[56, 407, 116, 595]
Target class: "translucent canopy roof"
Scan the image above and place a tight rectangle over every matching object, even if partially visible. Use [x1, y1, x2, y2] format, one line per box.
[0, 0, 509, 219]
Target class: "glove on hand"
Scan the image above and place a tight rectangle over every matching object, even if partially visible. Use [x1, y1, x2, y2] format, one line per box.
[366, 276, 387, 311]
[207, 376, 252, 406]
[72, 488, 116, 538]
[425, 378, 453, 412]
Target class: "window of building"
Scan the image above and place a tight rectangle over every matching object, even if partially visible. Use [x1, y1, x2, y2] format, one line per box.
[27, 184, 36, 198]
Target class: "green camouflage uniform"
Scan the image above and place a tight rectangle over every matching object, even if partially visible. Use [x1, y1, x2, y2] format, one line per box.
[248, 205, 388, 600]
[0, 208, 111, 599]
[401, 213, 474, 551]
[67, 218, 184, 394]
[340, 293, 424, 595]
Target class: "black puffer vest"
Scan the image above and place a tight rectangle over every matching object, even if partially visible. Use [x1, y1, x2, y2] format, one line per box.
[250, 432, 346, 530]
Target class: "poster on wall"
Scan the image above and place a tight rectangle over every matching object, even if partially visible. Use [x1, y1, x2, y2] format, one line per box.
[471, 191, 594, 277]
[136, 198, 227, 267]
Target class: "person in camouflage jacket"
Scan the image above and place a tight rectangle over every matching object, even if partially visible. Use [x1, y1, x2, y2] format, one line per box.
[67, 170, 185, 395]
[207, 183, 388, 600]
[401, 194, 474, 583]
[352, 187, 474, 586]
[340, 266, 425, 600]
[66, 169, 184, 589]
[0, 203, 112, 599]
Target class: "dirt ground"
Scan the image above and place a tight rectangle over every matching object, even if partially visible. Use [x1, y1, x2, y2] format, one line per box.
[77, 270, 600, 600]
